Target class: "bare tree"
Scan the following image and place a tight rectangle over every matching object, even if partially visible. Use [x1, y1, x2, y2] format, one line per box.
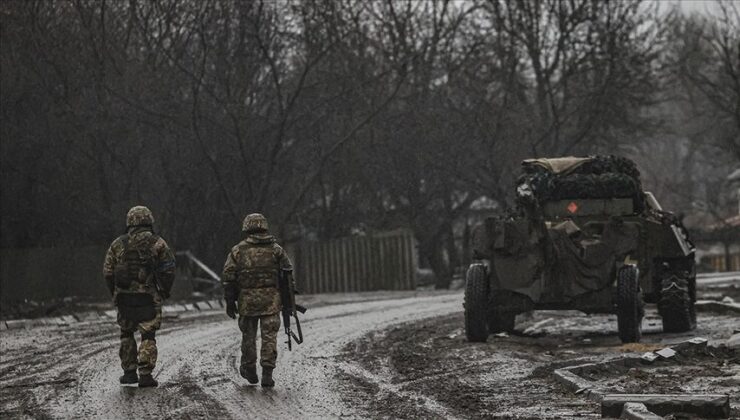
[674, 1, 740, 161]
[1, 0, 732, 289]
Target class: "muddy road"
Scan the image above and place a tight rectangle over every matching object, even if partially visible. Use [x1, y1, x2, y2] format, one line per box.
[0, 292, 461, 419]
[336, 278, 738, 419]
[339, 309, 739, 419]
[1, 282, 738, 419]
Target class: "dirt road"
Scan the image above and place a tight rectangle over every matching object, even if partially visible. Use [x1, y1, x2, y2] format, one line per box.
[0, 292, 462, 419]
[2, 283, 737, 419]
[338, 309, 739, 419]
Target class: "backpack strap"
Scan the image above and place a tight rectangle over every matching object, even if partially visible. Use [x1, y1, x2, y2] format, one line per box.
[148, 234, 160, 248]
[145, 235, 161, 267]
[118, 234, 129, 251]
[121, 233, 159, 279]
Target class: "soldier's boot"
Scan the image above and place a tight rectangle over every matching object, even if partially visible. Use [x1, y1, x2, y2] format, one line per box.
[240, 365, 259, 384]
[261, 368, 274, 388]
[119, 370, 138, 385]
[137, 332, 158, 388]
[138, 374, 158, 388]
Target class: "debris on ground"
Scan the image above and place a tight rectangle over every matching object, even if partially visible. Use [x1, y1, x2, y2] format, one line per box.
[726, 333, 740, 349]
[337, 302, 739, 419]
[695, 300, 740, 315]
[619, 402, 662, 420]
[655, 348, 677, 359]
[641, 352, 659, 364]
[601, 394, 730, 418]
[549, 336, 736, 418]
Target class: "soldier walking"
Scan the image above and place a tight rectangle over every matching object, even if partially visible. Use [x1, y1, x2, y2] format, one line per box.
[103, 206, 175, 387]
[222, 213, 293, 387]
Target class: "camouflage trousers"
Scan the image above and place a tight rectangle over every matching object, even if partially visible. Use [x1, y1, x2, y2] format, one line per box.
[117, 307, 162, 375]
[238, 314, 280, 369]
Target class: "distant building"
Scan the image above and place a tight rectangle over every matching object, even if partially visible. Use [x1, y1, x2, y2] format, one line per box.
[694, 168, 740, 272]
[729, 168, 740, 215]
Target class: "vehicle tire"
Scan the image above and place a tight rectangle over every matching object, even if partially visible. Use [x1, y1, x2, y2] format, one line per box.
[464, 263, 489, 342]
[616, 265, 643, 343]
[488, 311, 516, 333]
[658, 273, 696, 333]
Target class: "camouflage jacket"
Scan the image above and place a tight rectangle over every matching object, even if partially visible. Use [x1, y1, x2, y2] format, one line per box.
[222, 234, 293, 317]
[103, 228, 176, 304]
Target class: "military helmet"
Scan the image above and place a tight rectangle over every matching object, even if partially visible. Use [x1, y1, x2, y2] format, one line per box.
[242, 213, 269, 233]
[126, 205, 154, 227]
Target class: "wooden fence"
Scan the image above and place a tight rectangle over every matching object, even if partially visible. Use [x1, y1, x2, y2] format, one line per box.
[703, 253, 740, 272]
[1, 229, 418, 304]
[290, 229, 417, 294]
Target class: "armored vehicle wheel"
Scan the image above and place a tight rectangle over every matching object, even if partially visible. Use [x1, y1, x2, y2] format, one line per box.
[616, 265, 643, 343]
[465, 263, 489, 342]
[658, 274, 696, 333]
[488, 312, 515, 333]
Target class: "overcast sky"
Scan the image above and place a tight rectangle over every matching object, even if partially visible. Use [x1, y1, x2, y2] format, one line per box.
[671, 0, 728, 17]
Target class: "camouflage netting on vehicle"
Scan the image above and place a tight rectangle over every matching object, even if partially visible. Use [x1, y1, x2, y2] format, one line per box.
[517, 155, 644, 211]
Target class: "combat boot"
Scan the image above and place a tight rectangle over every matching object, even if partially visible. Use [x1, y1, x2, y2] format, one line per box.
[240, 365, 259, 384]
[261, 368, 274, 387]
[119, 370, 138, 385]
[138, 374, 158, 388]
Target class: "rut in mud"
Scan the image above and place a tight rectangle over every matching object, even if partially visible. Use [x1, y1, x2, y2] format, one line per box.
[337, 308, 739, 419]
[0, 292, 461, 419]
[1, 288, 738, 419]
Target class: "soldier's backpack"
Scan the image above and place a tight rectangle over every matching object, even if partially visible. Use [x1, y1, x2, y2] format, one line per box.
[113, 234, 159, 290]
[113, 234, 160, 322]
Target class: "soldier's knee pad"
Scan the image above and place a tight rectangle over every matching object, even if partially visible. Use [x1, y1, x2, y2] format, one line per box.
[120, 331, 135, 339]
[141, 331, 156, 341]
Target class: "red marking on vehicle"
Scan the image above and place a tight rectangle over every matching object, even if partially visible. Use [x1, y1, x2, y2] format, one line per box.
[567, 202, 578, 214]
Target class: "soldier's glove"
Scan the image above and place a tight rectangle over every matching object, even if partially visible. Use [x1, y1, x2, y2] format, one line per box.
[226, 300, 237, 319]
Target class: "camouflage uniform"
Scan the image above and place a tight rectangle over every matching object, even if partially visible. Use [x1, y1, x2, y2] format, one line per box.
[222, 214, 292, 385]
[103, 206, 175, 383]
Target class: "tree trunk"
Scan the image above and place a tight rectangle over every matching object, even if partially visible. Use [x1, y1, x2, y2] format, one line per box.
[462, 219, 471, 265]
[444, 220, 459, 277]
[421, 239, 451, 290]
[723, 240, 731, 272]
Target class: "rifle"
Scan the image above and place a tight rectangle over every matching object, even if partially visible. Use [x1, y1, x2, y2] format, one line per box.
[151, 258, 175, 299]
[150, 260, 166, 298]
[278, 268, 307, 350]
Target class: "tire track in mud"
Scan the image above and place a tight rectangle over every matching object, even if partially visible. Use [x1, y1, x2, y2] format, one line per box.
[335, 361, 462, 420]
[189, 294, 465, 419]
[338, 307, 740, 419]
[2, 293, 463, 419]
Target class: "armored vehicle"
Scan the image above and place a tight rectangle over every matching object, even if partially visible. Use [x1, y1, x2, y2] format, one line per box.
[466, 156, 696, 343]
